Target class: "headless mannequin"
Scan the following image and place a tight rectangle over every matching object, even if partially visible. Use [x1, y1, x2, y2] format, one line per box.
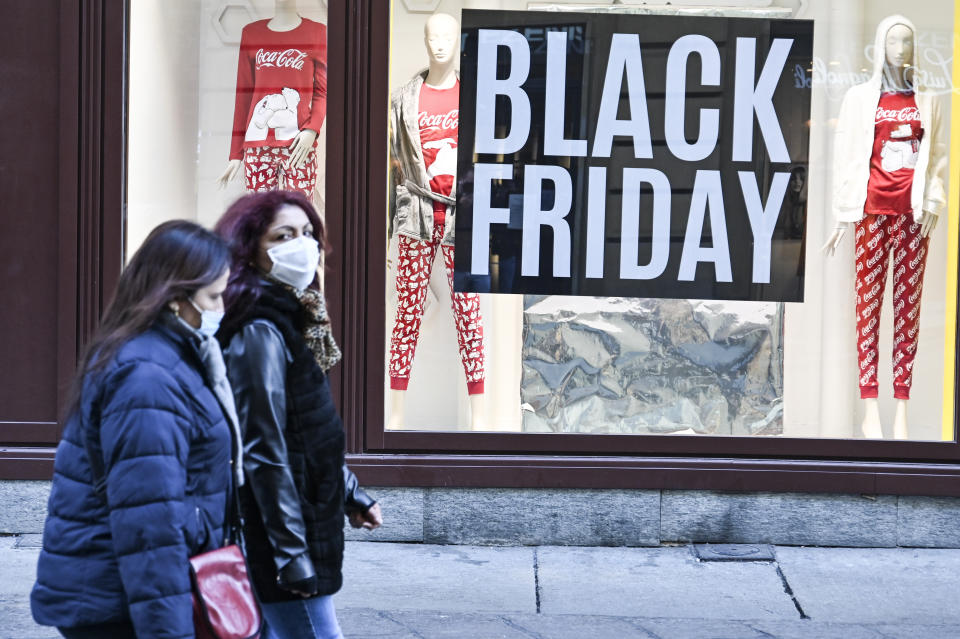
[217, 0, 319, 188]
[387, 13, 486, 430]
[822, 23, 933, 439]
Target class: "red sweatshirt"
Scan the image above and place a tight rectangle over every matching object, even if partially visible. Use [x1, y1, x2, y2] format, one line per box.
[229, 18, 327, 161]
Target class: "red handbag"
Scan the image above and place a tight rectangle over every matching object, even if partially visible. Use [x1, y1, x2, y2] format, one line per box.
[190, 544, 262, 639]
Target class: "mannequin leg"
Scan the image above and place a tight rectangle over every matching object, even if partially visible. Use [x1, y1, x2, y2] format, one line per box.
[854, 215, 890, 402]
[469, 393, 487, 431]
[244, 146, 280, 191]
[891, 215, 928, 408]
[387, 230, 441, 424]
[441, 243, 485, 398]
[386, 389, 406, 430]
[893, 399, 908, 440]
[861, 398, 883, 439]
[279, 146, 317, 197]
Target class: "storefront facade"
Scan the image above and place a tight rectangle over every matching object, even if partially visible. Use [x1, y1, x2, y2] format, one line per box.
[4, 1, 960, 544]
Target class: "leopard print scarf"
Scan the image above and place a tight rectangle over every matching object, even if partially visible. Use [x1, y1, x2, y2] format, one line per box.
[267, 276, 342, 372]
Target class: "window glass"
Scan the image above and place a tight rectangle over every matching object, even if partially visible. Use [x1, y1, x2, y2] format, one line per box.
[128, 1, 330, 260]
[385, 0, 959, 441]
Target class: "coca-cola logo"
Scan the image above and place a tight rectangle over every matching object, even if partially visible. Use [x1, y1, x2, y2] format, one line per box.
[893, 248, 907, 266]
[867, 234, 881, 250]
[894, 366, 904, 379]
[856, 226, 866, 240]
[908, 270, 921, 286]
[863, 350, 877, 366]
[909, 288, 922, 304]
[866, 250, 883, 269]
[860, 336, 875, 351]
[894, 282, 907, 299]
[862, 297, 880, 319]
[860, 366, 876, 385]
[875, 105, 921, 123]
[855, 245, 865, 259]
[909, 248, 925, 270]
[869, 218, 882, 233]
[856, 261, 864, 273]
[861, 317, 878, 336]
[256, 48, 308, 71]
[894, 264, 906, 281]
[418, 108, 459, 131]
[895, 317, 906, 333]
[909, 235, 921, 251]
[908, 325, 919, 339]
[863, 282, 882, 303]
[864, 265, 883, 285]
[894, 299, 905, 315]
[907, 306, 919, 320]
[894, 333, 905, 347]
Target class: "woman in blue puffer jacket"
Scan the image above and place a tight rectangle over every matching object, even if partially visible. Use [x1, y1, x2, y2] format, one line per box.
[31, 221, 237, 639]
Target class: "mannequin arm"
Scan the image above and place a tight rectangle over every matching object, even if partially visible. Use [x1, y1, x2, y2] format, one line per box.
[920, 210, 939, 238]
[821, 221, 852, 257]
[287, 129, 318, 170]
[217, 159, 243, 189]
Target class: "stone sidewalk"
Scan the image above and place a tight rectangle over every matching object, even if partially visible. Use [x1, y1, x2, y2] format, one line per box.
[4, 536, 960, 638]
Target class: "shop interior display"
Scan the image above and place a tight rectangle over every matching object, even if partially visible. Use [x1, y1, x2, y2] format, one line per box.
[217, 0, 327, 197]
[822, 14, 947, 440]
[386, 13, 487, 430]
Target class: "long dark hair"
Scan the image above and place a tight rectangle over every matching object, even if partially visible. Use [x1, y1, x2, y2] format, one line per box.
[67, 220, 230, 413]
[214, 190, 325, 338]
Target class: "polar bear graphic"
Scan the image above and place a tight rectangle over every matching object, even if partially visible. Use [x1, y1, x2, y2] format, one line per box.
[880, 138, 919, 173]
[246, 87, 301, 142]
[423, 137, 457, 179]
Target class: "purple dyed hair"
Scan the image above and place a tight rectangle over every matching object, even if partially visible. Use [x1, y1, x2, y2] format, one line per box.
[214, 190, 326, 336]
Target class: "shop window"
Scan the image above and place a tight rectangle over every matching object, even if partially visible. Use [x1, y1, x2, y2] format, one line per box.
[382, 0, 959, 444]
[128, 0, 331, 258]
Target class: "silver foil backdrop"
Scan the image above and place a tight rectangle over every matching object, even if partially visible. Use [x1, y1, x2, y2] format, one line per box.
[521, 297, 785, 436]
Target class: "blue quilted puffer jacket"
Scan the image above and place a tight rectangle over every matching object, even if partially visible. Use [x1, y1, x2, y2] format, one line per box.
[31, 315, 233, 639]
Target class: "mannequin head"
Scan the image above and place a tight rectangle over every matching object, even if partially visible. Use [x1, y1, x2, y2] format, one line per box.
[885, 24, 914, 68]
[883, 23, 914, 90]
[424, 13, 459, 68]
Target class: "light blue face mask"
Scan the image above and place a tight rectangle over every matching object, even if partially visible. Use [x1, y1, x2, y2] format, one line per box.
[189, 298, 225, 338]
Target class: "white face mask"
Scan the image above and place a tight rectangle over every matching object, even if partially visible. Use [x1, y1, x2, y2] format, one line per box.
[267, 235, 320, 290]
[189, 298, 225, 338]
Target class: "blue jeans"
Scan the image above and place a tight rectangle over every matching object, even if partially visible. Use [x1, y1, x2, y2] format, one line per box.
[262, 595, 343, 639]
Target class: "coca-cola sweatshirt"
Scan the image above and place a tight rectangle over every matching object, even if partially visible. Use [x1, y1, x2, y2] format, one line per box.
[229, 18, 327, 161]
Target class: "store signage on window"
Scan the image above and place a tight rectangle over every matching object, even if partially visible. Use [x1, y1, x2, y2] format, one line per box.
[454, 10, 814, 302]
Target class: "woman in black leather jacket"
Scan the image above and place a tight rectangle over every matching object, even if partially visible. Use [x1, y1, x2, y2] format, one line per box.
[215, 191, 381, 639]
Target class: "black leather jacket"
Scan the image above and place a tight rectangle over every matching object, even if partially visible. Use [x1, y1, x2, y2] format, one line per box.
[224, 318, 375, 592]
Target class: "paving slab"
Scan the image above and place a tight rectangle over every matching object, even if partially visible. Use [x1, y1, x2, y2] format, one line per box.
[337, 607, 421, 638]
[0, 537, 39, 598]
[0, 595, 58, 639]
[775, 547, 960, 624]
[537, 546, 798, 620]
[336, 541, 537, 614]
[0, 481, 50, 534]
[500, 613, 657, 638]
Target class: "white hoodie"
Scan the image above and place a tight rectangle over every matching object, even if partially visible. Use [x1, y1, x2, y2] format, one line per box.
[831, 15, 947, 224]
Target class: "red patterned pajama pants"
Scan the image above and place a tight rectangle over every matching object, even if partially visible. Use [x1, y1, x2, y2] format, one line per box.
[243, 145, 317, 197]
[389, 217, 485, 394]
[855, 213, 928, 400]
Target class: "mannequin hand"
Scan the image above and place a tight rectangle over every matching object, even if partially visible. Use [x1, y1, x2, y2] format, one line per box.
[217, 160, 243, 189]
[821, 222, 852, 257]
[287, 129, 318, 170]
[920, 210, 939, 238]
[348, 503, 383, 530]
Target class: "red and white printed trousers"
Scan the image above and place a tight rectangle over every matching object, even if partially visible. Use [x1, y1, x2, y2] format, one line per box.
[855, 213, 928, 400]
[243, 145, 317, 197]
[389, 218, 485, 394]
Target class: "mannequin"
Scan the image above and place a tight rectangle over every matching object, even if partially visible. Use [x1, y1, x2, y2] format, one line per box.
[822, 16, 947, 439]
[386, 13, 486, 429]
[217, 0, 326, 196]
